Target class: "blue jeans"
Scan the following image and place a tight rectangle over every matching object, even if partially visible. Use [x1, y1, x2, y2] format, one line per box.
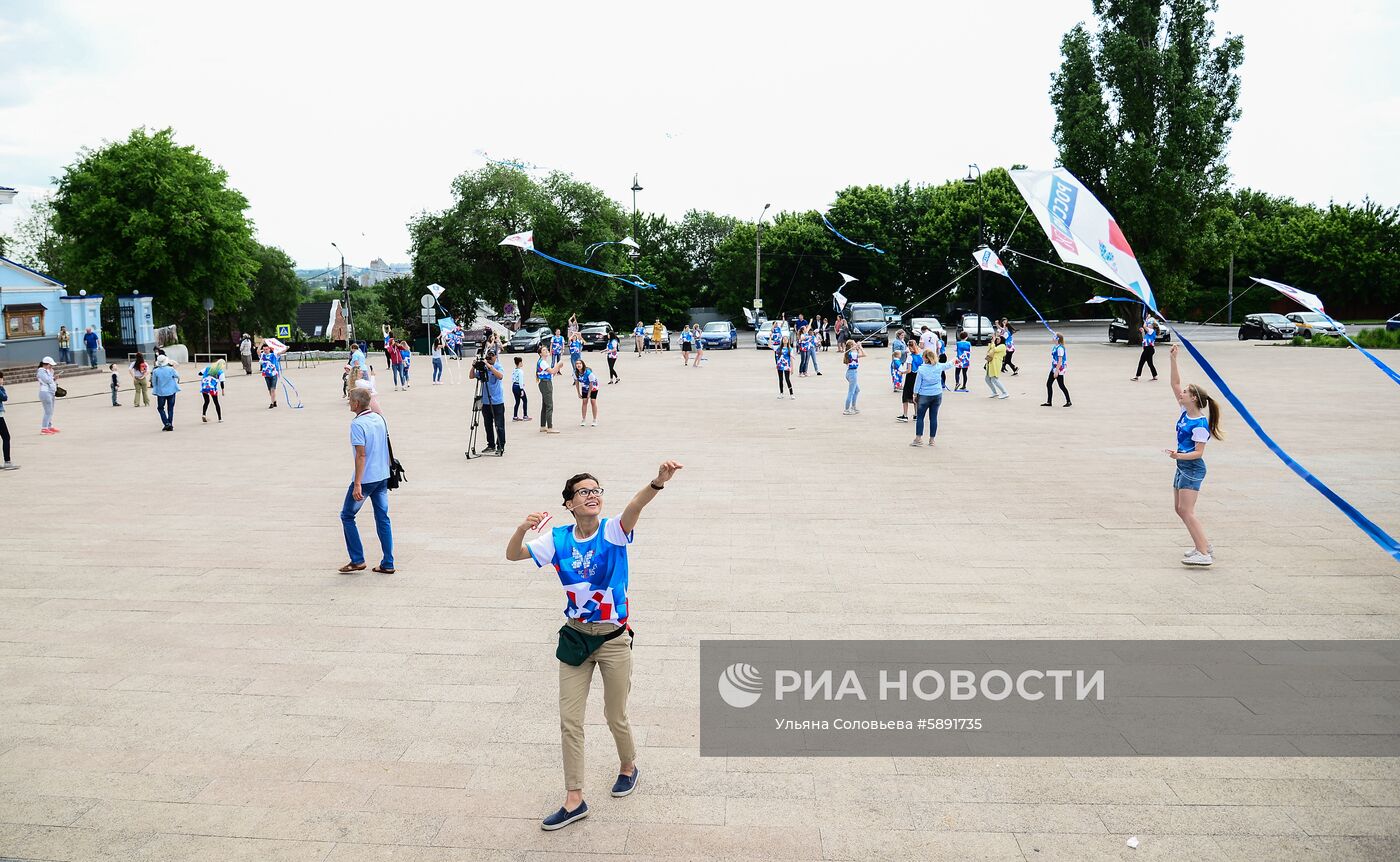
[156, 394, 176, 427]
[58, 347, 71, 364]
[86, 347, 98, 367]
[915, 393, 942, 438]
[341, 479, 393, 567]
[432, 357, 443, 381]
[799, 350, 810, 374]
[844, 367, 860, 410]
[391, 364, 404, 386]
[400, 364, 409, 383]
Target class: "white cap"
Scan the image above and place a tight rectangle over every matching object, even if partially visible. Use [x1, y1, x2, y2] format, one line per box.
[41, 356, 55, 365]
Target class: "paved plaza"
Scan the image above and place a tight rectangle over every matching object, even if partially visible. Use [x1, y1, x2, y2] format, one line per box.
[1, 330, 1399, 861]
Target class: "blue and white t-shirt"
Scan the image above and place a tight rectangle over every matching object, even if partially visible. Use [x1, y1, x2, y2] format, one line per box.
[846, 349, 859, 370]
[260, 353, 280, 378]
[1142, 325, 1157, 348]
[607, 338, 618, 358]
[528, 517, 634, 626]
[680, 329, 693, 346]
[579, 368, 598, 392]
[551, 335, 565, 356]
[536, 356, 553, 380]
[1051, 344, 1066, 372]
[569, 338, 583, 357]
[955, 339, 972, 369]
[1175, 410, 1211, 454]
[774, 345, 792, 371]
[633, 325, 644, 338]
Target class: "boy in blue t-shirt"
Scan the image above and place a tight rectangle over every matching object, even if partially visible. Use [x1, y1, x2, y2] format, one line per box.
[506, 460, 683, 831]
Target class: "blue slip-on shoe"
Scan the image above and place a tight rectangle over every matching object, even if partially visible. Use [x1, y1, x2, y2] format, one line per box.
[541, 800, 588, 831]
[610, 768, 640, 797]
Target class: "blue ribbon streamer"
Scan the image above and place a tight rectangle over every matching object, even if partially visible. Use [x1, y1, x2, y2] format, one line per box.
[1318, 312, 1400, 388]
[528, 248, 655, 290]
[1171, 327, 1400, 563]
[822, 215, 885, 255]
[997, 271, 1056, 335]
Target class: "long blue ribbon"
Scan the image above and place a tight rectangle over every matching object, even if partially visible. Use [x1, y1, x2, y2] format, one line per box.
[997, 271, 1056, 335]
[1171, 327, 1400, 563]
[822, 215, 886, 255]
[529, 248, 656, 289]
[1318, 312, 1400, 388]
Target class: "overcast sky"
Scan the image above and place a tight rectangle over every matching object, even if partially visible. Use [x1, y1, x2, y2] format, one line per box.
[2, 0, 1396, 271]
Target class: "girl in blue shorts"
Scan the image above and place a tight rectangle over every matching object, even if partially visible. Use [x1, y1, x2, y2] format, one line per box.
[1164, 344, 1224, 567]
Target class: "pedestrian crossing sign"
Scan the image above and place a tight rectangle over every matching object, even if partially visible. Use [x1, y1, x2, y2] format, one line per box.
[276, 324, 292, 338]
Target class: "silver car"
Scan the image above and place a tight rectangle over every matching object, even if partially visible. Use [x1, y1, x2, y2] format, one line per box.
[755, 321, 791, 349]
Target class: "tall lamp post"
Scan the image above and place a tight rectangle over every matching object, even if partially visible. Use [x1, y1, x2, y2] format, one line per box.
[754, 203, 771, 320]
[331, 241, 352, 349]
[964, 164, 984, 337]
[631, 174, 643, 324]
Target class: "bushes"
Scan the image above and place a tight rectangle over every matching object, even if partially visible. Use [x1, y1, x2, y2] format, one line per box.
[1290, 328, 1400, 350]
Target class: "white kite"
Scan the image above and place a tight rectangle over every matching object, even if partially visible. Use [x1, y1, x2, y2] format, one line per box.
[499, 230, 535, 251]
[1008, 168, 1157, 313]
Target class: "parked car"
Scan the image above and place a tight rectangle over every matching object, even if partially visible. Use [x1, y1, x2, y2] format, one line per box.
[960, 313, 995, 345]
[1388, 312, 1400, 332]
[701, 320, 739, 350]
[1237, 313, 1297, 341]
[645, 325, 672, 350]
[580, 322, 614, 350]
[755, 320, 791, 349]
[903, 316, 946, 341]
[883, 305, 900, 324]
[846, 302, 889, 346]
[1109, 317, 1172, 344]
[1285, 312, 1347, 339]
[507, 325, 551, 353]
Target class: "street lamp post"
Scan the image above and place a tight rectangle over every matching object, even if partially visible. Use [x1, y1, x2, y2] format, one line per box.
[202, 296, 214, 360]
[754, 203, 771, 320]
[964, 164, 984, 338]
[331, 242, 352, 349]
[631, 174, 643, 324]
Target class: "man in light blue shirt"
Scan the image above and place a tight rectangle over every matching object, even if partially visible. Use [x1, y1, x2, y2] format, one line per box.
[476, 348, 507, 455]
[340, 387, 394, 573]
[151, 355, 180, 431]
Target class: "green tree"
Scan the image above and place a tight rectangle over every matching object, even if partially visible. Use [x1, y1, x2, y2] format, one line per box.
[1050, 0, 1244, 310]
[50, 127, 259, 334]
[229, 242, 301, 339]
[5, 195, 70, 282]
[376, 275, 422, 336]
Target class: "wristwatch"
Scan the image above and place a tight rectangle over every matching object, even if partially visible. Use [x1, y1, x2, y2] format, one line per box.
[650, 481, 665, 491]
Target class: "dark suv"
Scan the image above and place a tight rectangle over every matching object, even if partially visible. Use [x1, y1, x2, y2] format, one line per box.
[1237, 313, 1296, 341]
[580, 322, 614, 351]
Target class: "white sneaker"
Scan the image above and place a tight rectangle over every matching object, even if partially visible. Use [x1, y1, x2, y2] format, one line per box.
[909, 439, 922, 447]
[843, 409, 854, 415]
[777, 394, 786, 399]
[1183, 544, 1215, 558]
[789, 393, 796, 399]
[1182, 551, 1214, 567]
[590, 422, 597, 427]
[997, 393, 1009, 399]
[580, 421, 586, 426]
[1, 462, 18, 470]
[852, 408, 860, 413]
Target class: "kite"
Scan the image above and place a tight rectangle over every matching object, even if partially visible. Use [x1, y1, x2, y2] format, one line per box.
[1006, 168, 1399, 563]
[1008, 168, 1157, 313]
[822, 214, 886, 255]
[584, 236, 641, 262]
[1252, 277, 1400, 387]
[500, 230, 655, 289]
[971, 247, 1053, 333]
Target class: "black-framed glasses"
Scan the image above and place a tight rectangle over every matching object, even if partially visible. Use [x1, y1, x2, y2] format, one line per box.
[573, 487, 605, 499]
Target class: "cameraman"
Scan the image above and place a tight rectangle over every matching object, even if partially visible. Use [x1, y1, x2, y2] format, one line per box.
[476, 347, 507, 455]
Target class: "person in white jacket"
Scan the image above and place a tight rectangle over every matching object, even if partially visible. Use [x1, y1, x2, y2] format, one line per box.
[36, 357, 59, 434]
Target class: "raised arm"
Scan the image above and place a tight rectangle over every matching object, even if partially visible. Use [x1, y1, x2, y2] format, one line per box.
[1169, 343, 1185, 406]
[506, 512, 549, 561]
[619, 460, 683, 534]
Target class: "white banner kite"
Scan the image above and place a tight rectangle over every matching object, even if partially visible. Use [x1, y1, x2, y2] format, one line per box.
[972, 248, 1010, 277]
[838, 272, 859, 286]
[1009, 168, 1157, 313]
[426, 282, 446, 299]
[833, 291, 848, 311]
[499, 230, 535, 251]
[1252, 277, 1325, 316]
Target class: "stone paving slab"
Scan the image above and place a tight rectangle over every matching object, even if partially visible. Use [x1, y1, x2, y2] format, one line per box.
[0, 337, 1398, 860]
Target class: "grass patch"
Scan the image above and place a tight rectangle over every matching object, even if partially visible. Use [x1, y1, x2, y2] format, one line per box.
[1290, 327, 1400, 349]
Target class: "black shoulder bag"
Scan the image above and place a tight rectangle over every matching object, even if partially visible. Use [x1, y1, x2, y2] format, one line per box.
[369, 411, 406, 490]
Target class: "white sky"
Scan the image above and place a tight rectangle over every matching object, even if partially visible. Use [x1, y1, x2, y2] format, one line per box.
[1, 0, 1396, 271]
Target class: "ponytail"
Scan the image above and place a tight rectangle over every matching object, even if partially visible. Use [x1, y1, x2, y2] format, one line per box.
[1204, 395, 1224, 440]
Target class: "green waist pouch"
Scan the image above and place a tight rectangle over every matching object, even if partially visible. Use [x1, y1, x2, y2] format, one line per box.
[556, 623, 631, 666]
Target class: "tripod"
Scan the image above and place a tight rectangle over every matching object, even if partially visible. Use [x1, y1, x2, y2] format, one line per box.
[464, 358, 487, 459]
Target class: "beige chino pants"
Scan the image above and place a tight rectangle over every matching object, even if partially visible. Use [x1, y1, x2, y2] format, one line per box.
[558, 620, 635, 791]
